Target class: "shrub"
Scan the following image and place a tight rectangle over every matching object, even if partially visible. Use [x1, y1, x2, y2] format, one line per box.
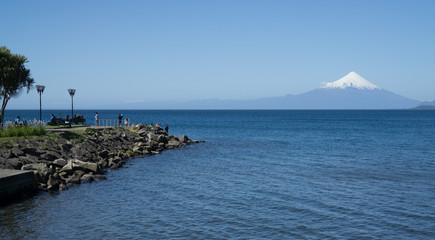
[0, 125, 46, 138]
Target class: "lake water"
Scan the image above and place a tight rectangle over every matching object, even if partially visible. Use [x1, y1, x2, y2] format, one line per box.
[1, 110, 434, 239]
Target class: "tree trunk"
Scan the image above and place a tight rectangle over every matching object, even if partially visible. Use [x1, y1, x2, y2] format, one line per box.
[0, 96, 9, 129]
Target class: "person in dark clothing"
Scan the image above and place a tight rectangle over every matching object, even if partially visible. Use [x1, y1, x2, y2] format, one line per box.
[165, 124, 169, 133]
[118, 114, 123, 127]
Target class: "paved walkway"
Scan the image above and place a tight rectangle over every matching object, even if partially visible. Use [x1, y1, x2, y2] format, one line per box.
[45, 126, 114, 132]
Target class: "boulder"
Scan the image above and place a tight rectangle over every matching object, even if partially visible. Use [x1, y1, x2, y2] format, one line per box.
[60, 160, 74, 174]
[0, 149, 13, 158]
[8, 158, 24, 170]
[0, 157, 14, 169]
[71, 159, 101, 174]
[11, 147, 25, 157]
[22, 162, 49, 172]
[59, 183, 68, 191]
[47, 174, 60, 191]
[178, 135, 189, 143]
[52, 158, 68, 168]
[132, 145, 141, 153]
[59, 171, 69, 181]
[134, 123, 145, 130]
[65, 171, 84, 184]
[99, 150, 109, 159]
[167, 139, 181, 148]
[80, 173, 94, 183]
[98, 158, 108, 169]
[157, 135, 168, 143]
[41, 151, 62, 161]
[59, 143, 72, 153]
[138, 129, 148, 136]
[92, 174, 107, 180]
[22, 147, 39, 157]
[70, 147, 89, 159]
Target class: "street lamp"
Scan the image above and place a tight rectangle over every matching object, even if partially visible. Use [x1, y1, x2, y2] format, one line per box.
[68, 89, 76, 118]
[36, 85, 45, 123]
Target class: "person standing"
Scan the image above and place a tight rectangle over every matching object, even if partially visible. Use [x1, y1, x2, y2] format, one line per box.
[118, 114, 123, 127]
[165, 124, 169, 133]
[95, 112, 99, 126]
[124, 118, 129, 127]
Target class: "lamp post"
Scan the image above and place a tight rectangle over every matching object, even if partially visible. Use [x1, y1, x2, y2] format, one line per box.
[36, 85, 45, 123]
[68, 89, 76, 118]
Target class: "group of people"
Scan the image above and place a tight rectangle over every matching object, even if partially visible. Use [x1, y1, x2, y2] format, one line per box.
[48, 114, 85, 126]
[94, 112, 129, 127]
[150, 122, 169, 133]
[93, 112, 169, 133]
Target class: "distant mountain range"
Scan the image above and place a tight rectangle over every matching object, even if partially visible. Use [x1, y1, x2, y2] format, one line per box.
[125, 72, 433, 109]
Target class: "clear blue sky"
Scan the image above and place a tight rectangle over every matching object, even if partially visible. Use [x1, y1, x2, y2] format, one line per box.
[2, 0, 434, 109]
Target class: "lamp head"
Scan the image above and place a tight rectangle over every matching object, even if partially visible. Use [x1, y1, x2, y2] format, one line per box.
[36, 85, 45, 93]
[68, 88, 76, 96]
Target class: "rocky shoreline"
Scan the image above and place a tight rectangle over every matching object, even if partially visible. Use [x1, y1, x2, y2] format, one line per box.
[0, 124, 200, 191]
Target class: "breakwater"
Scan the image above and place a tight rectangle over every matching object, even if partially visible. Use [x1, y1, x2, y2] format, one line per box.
[0, 124, 200, 191]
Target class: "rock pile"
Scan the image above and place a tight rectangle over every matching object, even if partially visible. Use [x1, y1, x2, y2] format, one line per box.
[0, 125, 199, 191]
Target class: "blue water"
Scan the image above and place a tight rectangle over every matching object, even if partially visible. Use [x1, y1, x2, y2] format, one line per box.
[1, 110, 434, 239]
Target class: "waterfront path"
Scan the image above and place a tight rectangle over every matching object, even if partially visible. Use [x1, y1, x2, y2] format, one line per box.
[45, 126, 113, 132]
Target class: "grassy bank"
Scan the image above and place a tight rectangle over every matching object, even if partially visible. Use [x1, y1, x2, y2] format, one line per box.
[0, 126, 47, 138]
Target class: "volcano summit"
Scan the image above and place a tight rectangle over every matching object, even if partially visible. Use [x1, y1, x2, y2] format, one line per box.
[323, 72, 380, 90]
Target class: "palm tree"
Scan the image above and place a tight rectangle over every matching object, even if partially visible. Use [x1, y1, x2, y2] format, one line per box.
[0, 46, 34, 127]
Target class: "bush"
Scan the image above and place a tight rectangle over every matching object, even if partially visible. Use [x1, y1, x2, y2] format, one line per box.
[0, 125, 46, 138]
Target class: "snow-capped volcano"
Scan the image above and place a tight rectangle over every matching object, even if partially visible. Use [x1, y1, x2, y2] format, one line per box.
[120, 71, 422, 109]
[323, 72, 380, 90]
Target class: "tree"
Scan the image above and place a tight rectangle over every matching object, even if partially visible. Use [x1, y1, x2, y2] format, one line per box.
[0, 46, 34, 127]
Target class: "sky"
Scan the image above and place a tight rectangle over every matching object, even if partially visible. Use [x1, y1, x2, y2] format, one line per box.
[1, 0, 435, 109]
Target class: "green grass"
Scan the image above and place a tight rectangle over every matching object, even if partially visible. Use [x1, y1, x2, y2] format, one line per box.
[0, 125, 47, 138]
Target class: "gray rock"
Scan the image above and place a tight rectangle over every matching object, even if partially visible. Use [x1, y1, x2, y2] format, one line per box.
[22, 163, 49, 172]
[157, 135, 168, 143]
[71, 147, 88, 158]
[92, 174, 107, 180]
[0, 157, 14, 169]
[22, 147, 39, 156]
[167, 140, 181, 148]
[59, 183, 68, 191]
[60, 160, 74, 174]
[52, 158, 68, 168]
[178, 135, 189, 143]
[11, 147, 25, 157]
[8, 158, 24, 169]
[59, 143, 71, 153]
[66, 171, 84, 184]
[41, 151, 62, 161]
[71, 159, 100, 173]
[80, 173, 94, 183]
[99, 150, 109, 159]
[47, 174, 60, 191]
[98, 158, 108, 169]
[59, 171, 69, 180]
[0, 149, 13, 158]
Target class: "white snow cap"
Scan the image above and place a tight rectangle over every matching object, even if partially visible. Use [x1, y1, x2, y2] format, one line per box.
[322, 72, 380, 90]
